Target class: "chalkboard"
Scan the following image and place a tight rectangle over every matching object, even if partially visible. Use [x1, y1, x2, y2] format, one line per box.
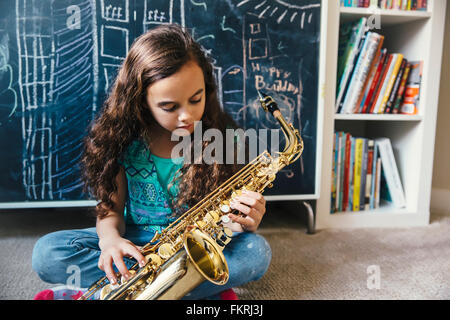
[0, 0, 321, 206]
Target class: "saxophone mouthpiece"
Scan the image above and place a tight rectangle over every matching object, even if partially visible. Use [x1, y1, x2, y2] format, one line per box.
[257, 89, 266, 100]
[257, 90, 280, 115]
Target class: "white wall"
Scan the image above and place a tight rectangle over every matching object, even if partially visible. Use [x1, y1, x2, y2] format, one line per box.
[431, 2, 450, 214]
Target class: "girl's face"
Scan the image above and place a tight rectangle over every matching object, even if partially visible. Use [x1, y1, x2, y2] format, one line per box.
[146, 60, 206, 137]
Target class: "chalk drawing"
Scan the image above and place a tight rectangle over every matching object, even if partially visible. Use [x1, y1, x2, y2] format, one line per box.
[3, 0, 319, 201]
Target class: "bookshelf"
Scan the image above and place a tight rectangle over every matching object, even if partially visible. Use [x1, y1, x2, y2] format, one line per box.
[315, 0, 447, 229]
[340, 7, 432, 26]
[334, 114, 423, 121]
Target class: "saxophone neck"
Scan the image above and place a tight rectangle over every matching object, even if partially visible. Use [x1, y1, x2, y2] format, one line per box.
[257, 91, 304, 166]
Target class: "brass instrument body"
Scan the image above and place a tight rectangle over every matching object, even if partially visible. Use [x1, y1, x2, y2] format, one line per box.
[79, 91, 303, 300]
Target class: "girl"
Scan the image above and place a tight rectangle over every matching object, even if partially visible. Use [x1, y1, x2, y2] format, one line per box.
[32, 24, 271, 300]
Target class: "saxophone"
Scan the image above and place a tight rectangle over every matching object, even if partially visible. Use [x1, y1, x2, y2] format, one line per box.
[79, 91, 304, 300]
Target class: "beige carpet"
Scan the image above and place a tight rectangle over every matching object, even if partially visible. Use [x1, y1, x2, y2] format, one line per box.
[239, 203, 450, 300]
[0, 203, 449, 300]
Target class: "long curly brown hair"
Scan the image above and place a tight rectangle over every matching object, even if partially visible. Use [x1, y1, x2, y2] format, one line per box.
[81, 24, 247, 219]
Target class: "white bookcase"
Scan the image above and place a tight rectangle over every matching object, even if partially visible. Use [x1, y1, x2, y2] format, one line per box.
[315, 0, 447, 229]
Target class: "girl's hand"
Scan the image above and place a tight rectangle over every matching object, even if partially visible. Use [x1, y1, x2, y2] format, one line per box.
[228, 190, 266, 232]
[98, 236, 146, 285]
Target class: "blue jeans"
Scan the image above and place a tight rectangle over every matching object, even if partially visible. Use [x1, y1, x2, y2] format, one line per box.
[31, 225, 272, 299]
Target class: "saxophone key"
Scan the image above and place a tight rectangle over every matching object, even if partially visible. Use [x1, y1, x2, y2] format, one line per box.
[220, 215, 231, 224]
[221, 226, 233, 241]
[231, 189, 243, 199]
[205, 210, 220, 222]
[157, 243, 174, 260]
[216, 227, 233, 247]
[99, 284, 114, 300]
[257, 169, 269, 177]
[146, 253, 162, 268]
[120, 269, 136, 284]
[223, 226, 233, 238]
[195, 220, 207, 229]
[220, 203, 231, 214]
[243, 183, 255, 191]
[149, 231, 161, 244]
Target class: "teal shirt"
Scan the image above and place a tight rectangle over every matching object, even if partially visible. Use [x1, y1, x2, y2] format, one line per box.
[120, 140, 184, 234]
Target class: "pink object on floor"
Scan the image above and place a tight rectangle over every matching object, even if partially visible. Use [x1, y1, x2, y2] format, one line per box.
[34, 287, 236, 300]
[219, 288, 238, 300]
[69, 291, 84, 300]
[33, 287, 85, 300]
[33, 289, 54, 300]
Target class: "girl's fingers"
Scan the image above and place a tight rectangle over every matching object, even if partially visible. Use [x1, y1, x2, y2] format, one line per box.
[99, 241, 147, 286]
[103, 256, 117, 285]
[232, 195, 266, 215]
[230, 199, 264, 220]
[112, 252, 131, 280]
[229, 193, 266, 232]
[97, 257, 104, 271]
[229, 212, 254, 225]
[125, 245, 146, 267]
[228, 212, 257, 232]
[241, 190, 266, 205]
[230, 200, 251, 215]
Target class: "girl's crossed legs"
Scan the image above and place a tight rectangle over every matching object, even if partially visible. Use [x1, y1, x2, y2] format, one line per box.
[32, 225, 271, 299]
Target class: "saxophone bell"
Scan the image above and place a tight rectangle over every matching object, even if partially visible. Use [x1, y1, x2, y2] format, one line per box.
[133, 226, 228, 300]
[183, 226, 229, 285]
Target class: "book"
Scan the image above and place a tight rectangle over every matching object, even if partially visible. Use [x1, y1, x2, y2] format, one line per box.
[369, 141, 379, 209]
[375, 157, 382, 208]
[373, 54, 403, 113]
[335, 132, 343, 211]
[369, 53, 393, 113]
[364, 140, 375, 210]
[392, 62, 412, 114]
[356, 35, 385, 113]
[378, 54, 404, 113]
[339, 132, 346, 211]
[400, 60, 423, 115]
[353, 138, 364, 211]
[380, 168, 393, 204]
[339, 31, 372, 114]
[359, 138, 369, 211]
[361, 48, 388, 113]
[375, 138, 406, 208]
[348, 137, 356, 211]
[337, 22, 358, 84]
[385, 58, 407, 114]
[341, 32, 382, 114]
[336, 18, 367, 112]
[342, 133, 352, 211]
[341, 0, 427, 10]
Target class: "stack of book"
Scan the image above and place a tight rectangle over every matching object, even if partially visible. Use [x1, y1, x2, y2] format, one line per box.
[336, 17, 423, 115]
[331, 132, 406, 213]
[341, 0, 428, 10]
